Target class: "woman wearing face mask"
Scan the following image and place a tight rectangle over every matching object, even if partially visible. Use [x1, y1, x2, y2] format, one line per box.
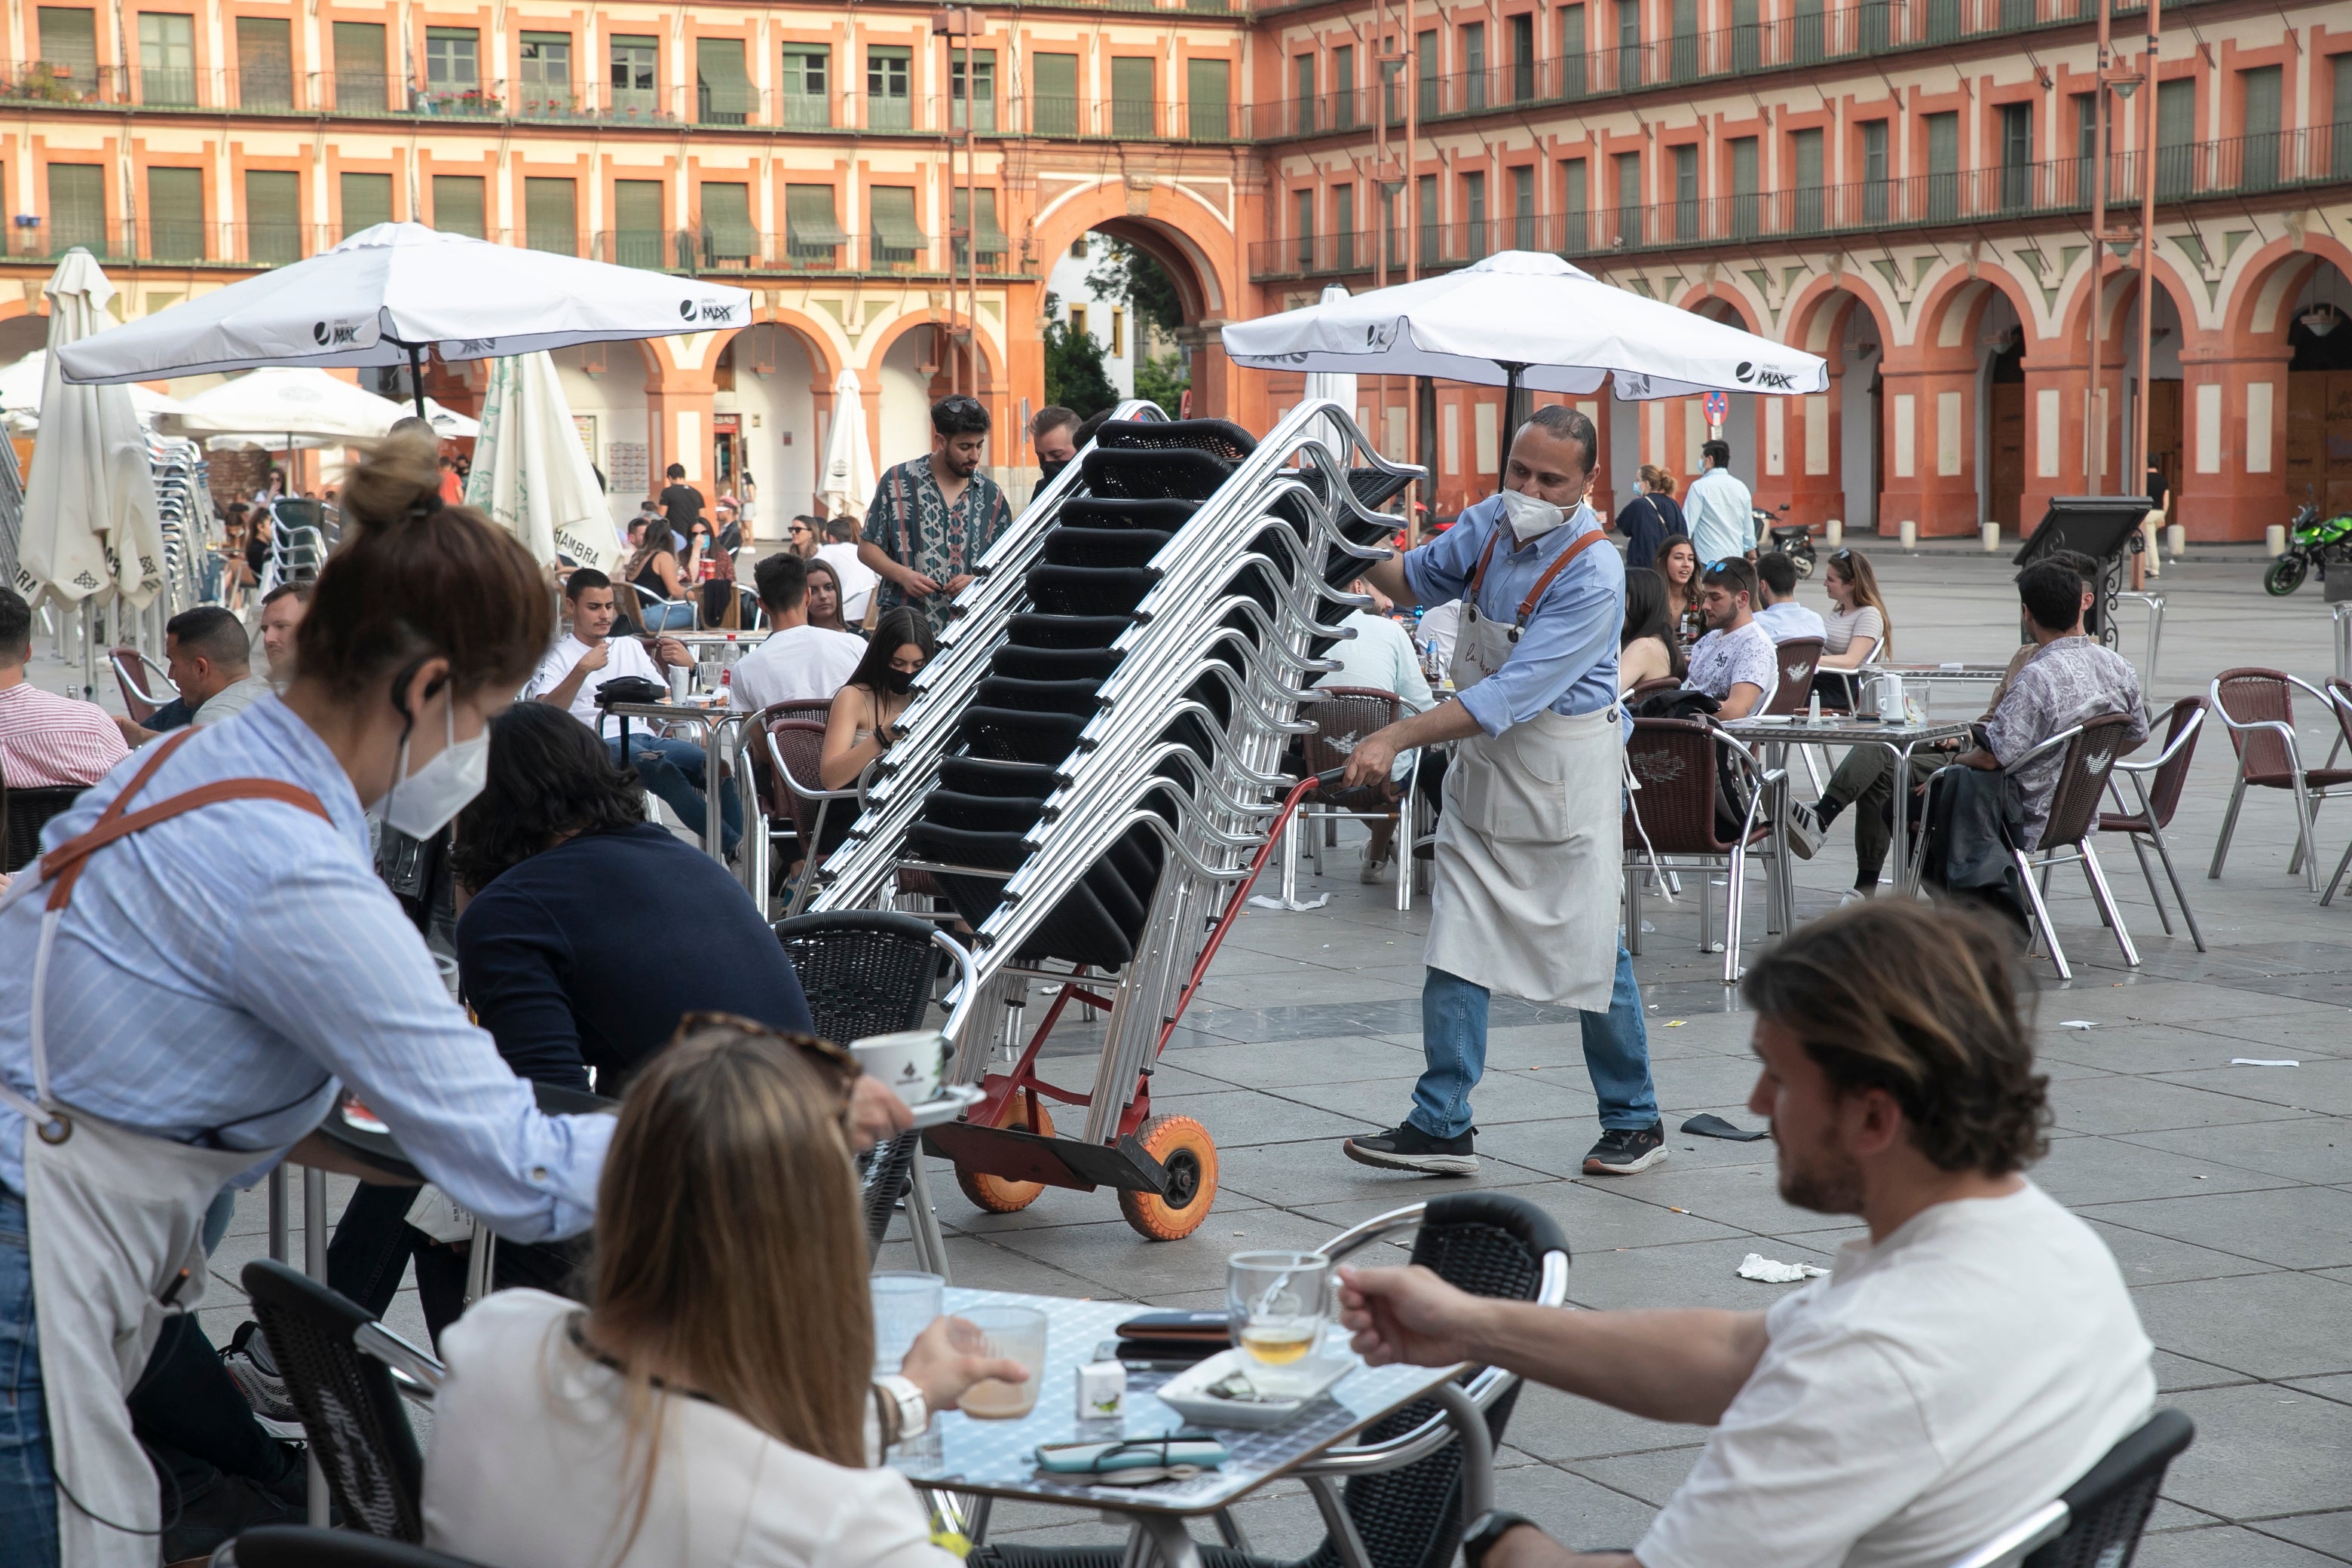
[0, 435, 902, 1568]
[818, 609, 934, 795]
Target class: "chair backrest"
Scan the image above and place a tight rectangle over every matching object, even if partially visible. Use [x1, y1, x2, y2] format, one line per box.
[109, 646, 174, 722]
[764, 718, 836, 838]
[1626, 675, 1683, 703]
[1762, 636, 1824, 716]
[2326, 678, 2352, 756]
[240, 1258, 425, 1542]
[762, 697, 837, 725]
[2035, 712, 2141, 851]
[2210, 666, 2297, 781]
[2021, 1407, 2194, 1568]
[1625, 718, 1745, 854]
[1300, 685, 1405, 777]
[1326, 1193, 1570, 1568]
[2141, 697, 2206, 829]
[213, 1523, 489, 1568]
[2, 784, 84, 874]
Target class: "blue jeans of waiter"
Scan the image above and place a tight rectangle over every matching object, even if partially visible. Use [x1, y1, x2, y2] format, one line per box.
[607, 735, 740, 857]
[0, 1193, 57, 1567]
[1408, 943, 1658, 1139]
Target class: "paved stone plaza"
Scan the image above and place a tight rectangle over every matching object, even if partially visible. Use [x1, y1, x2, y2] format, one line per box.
[55, 545, 2343, 1563]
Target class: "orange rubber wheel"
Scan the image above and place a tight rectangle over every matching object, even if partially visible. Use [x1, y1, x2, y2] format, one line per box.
[1117, 1114, 1219, 1242]
[955, 1091, 1055, 1214]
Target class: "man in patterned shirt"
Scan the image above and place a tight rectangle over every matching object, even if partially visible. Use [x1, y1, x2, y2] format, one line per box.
[858, 394, 1013, 629]
[0, 587, 129, 792]
[1680, 557, 1777, 719]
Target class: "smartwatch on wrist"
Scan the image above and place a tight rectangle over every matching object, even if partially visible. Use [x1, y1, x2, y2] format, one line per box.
[1460, 1510, 1539, 1568]
[872, 1374, 929, 1447]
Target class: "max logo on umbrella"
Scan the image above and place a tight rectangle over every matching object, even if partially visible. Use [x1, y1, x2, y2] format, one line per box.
[1735, 361, 1798, 390]
[681, 299, 739, 324]
[311, 319, 363, 348]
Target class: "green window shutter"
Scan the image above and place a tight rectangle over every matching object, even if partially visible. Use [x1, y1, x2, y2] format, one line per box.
[245, 169, 301, 264]
[340, 172, 392, 238]
[697, 38, 750, 124]
[333, 23, 387, 112]
[1613, 150, 1641, 244]
[1925, 112, 1959, 219]
[785, 184, 846, 265]
[609, 35, 659, 116]
[1464, 23, 1486, 109]
[782, 47, 830, 127]
[950, 186, 1008, 268]
[948, 50, 995, 133]
[1416, 172, 1438, 265]
[137, 14, 195, 107]
[1731, 136, 1759, 237]
[237, 17, 293, 109]
[426, 28, 481, 112]
[2240, 66, 2282, 190]
[613, 180, 665, 267]
[1793, 126, 1824, 231]
[517, 32, 574, 115]
[1669, 0, 1695, 81]
[866, 44, 910, 130]
[36, 8, 98, 93]
[145, 166, 202, 259]
[1864, 119, 1891, 219]
[1732, 0, 1759, 72]
[1032, 52, 1076, 136]
[1561, 157, 1588, 252]
[432, 174, 485, 239]
[1463, 170, 1485, 259]
[868, 185, 925, 268]
[1187, 57, 1228, 140]
[1560, 6, 1588, 96]
[525, 176, 578, 254]
[1112, 57, 1154, 138]
[1294, 53, 1315, 135]
[699, 181, 753, 264]
[48, 162, 106, 255]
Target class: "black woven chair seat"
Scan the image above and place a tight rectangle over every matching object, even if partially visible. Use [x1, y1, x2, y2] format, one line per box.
[1005, 613, 1138, 651]
[2, 783, 83, 874]
[975, 1549, 1266, 1568]
[1081, 446, 1234, 503]
[908, 822, 1135, 966]
[923, 789, 1046, 834]
[1096, 417, 1259, 461]
[957, 706, 1090, 764]
[1043, 527, 1176, 570]
[1058, 497, 1203, 533]
[1027, 565, 1161, 617]
[1349, 467, 1416, 511]
[973, 675, 1104, 718]
[941, 756, 1061, 798]
[992, 645, 1124, 684]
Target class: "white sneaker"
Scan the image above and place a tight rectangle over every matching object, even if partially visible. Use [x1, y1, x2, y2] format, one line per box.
[1785, 802, 1826, 859]
[1839, 888, 1869, 906]
[1359, 852, 1392, 885]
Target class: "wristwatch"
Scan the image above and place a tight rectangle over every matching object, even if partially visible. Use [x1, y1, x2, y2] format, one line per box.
[872, 1374, 929, 1447]
[1460, 1511, 1540, 1568]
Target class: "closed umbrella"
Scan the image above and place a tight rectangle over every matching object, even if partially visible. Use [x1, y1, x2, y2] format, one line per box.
[19, 251, 167, 616]
[464, 352, 617, 571]
[819, 369, 875, 521]
[57, 222, 752, 418]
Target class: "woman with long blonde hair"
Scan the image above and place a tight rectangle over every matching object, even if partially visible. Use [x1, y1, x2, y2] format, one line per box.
[1821, 547, 1893, 668]
[424, 1020, 1022, 1568]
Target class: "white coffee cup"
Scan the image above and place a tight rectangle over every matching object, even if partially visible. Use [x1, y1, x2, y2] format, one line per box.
[850, 1030, 951, 1104]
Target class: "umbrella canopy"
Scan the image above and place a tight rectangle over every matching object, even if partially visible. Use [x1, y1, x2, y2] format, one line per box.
[819, 369, 875, 520]
[1221, 250, 1827, 401]
[0, 351, 183, 433]
[17, 251, 167, 608]
[1300, 283, 1358, 458]
[464, 352, 617, 571]
[54, 222, 754, 416]
[160, 366, 421, 446]
[426, 400, 481, 439]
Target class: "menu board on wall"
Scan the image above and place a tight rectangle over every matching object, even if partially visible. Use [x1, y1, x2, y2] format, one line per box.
[573, 415, 598, 465]
[608, 440, 648, 496]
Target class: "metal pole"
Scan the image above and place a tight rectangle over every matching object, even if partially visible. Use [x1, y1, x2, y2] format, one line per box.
[406, 341, 427, 420]
[2087, 0, 2112, 498]
[2129, 0, 2163, 590]
[1403, 8, 1421, 540]
[303, 1164, 329, 1528]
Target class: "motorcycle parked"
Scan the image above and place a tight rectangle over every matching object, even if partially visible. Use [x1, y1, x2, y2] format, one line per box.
[2263, 498, 2352, 596]
[1760, 507, 1815, 577]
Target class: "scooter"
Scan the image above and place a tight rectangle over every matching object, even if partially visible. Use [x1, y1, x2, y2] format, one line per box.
[2263, 498, 2352, 596]
[1762, 509, 1815, 577]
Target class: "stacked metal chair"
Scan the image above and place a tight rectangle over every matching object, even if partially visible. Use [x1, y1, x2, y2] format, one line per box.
[811, 399, 1416, 1238]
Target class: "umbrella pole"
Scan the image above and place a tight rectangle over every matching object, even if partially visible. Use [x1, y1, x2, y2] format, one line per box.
[1499, 362, 1528, 485]
[407, 344, 427, 421]
[81, 602, 96, 700]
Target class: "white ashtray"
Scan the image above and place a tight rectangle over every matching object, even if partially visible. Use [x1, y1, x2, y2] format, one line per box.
[908, 1083, 988, 1130]
[1153, 1347, 1355, 1430]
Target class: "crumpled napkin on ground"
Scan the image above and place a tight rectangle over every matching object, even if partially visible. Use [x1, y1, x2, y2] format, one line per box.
[1246, 893, 1331, 912]
[1738, 1253, 1829, 1284]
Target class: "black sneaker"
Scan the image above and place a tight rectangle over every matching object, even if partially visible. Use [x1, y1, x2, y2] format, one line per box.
[1582, 1122, 1668, 1176]
[222, 1319, 299, 1425]
[1343, 1123, 1478, 1175]
[1785, 802, 1826, 860]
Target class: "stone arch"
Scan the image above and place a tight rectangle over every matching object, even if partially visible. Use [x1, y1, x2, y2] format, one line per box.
[1916, 268, 2038, 360]
[709, 316, 843, 526]
[2222, 232, 2352, 343]
[856, 309, 1013, 477]
[2053, 253, 2201, 354]
[1026, 181, 1238, 326]
[1783, 281, 1897, 534]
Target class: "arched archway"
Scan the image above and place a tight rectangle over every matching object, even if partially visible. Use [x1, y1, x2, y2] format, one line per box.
[551, 338, 663, 529]
[712, 320, 838, 534]
[1785, 281, 1897, 533]
[858, 310, 1012, 482]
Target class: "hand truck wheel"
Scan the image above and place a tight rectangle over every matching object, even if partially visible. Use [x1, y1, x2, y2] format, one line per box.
[954, 1090, 1055, 1214]
[1116, 1114, 1218, 1242]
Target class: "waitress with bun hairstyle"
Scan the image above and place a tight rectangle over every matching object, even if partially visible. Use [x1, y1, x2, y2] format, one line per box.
[0, 431, 904, 1566]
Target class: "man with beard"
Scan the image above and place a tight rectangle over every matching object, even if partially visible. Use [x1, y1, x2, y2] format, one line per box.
[858, 394, 1013, 630]
[1335, 901, 2155, 1568]
[1031, 403, 1080, 488]
[1679, 556, 1775, 718]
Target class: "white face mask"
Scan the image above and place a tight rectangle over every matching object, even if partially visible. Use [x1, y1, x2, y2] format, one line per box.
[377, 699, 490, 840]
[1497, 486, 1568, 544]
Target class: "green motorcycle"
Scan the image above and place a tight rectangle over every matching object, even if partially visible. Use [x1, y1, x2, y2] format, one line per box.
[2264, 501, 2352, 596]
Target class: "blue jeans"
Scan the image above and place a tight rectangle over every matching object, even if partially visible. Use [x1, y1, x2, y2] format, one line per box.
[639, 601, 695, 631]
[0, 1193, 57, 1568]
[608, 735, 741, 856]
[1409, 945, 1659, 1140]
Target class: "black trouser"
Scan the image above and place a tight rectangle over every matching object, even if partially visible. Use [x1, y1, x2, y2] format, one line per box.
[1819, 747, 1942, 890]
[130, 1314, 305, 1554]
[329, 1181, 588, 1348]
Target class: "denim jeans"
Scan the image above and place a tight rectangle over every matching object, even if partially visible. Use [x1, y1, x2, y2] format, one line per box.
[639, 601, 696, 632]
[1409, 945, 1659, 1140]
[607, 735, 741, 856]
[0, 1193, 57, 1568]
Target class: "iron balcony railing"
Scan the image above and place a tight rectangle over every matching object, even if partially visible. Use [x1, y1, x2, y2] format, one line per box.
[1250, 128, 2351, 282]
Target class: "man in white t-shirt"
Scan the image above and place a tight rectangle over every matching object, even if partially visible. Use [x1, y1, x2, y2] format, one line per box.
[1752, 550, 1827, 643]
[1681, 557, 1777, 718]
[1337, 900, 2154, 1568]
[1312, 578, 1438, 881]
[730, 552, 866, 713]
[528, 568, 739, 856]
[815, 515, 882, 623]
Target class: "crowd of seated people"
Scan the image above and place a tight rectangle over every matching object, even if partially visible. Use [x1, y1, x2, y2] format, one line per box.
[139, 606, 273, 734]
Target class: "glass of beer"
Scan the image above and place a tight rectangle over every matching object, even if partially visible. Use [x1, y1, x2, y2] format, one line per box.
[1227, 1251, 1332, 1368]
[951, 1306, 1049, 1419]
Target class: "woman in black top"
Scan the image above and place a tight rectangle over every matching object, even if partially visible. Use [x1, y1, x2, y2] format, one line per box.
[1619, 464, 1688, 570]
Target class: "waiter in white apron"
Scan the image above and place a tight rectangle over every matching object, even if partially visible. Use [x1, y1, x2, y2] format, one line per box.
[1334, 407, 1664, 1178]
[0, 436, 907, 1566]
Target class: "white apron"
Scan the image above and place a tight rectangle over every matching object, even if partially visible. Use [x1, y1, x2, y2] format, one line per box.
[1423, 526, 1623, 1012]
[0, 730, 328, 1566]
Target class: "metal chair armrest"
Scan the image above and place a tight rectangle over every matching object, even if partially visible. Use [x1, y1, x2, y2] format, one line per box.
[931, 929, 979, 1042]
[1293, 1368, 1514, 1483]
[354, 1319, 445, 1404]
[1943, 1499, 2069, 1568]
[767, 728, 866, 807]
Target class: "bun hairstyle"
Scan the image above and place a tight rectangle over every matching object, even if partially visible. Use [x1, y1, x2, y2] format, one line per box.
[292, 430, 551, 700]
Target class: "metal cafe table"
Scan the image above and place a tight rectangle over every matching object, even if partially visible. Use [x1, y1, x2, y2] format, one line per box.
[898, 1288, 1494, 1568]
[1720, 712, 1974, 895]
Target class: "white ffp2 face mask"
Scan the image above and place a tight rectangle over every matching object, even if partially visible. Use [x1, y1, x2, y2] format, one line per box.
[1497, 486, 1567, 543]
[377, 700, 489, 840]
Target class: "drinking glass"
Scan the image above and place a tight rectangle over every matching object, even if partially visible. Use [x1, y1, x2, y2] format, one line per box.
[952, 1304, 1049, 1419]
[869, 1270, 944, 1374]
[1227, 1251, 1331, 1367]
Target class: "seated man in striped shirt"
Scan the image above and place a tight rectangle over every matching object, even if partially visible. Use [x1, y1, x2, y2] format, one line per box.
[0, 586, 131, 792]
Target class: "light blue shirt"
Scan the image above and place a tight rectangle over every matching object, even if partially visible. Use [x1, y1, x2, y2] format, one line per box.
[1683, 466, 1756, 563]
[1754, 599, 1828, 642]
[1401, 495, 1623, 737]
[0, 695, 611, 1239]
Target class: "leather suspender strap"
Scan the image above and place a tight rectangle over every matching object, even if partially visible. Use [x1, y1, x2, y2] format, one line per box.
[1465, 524, 1611, 630]
[39, 730, 332, 911]
[1464, 528, 1507, 605]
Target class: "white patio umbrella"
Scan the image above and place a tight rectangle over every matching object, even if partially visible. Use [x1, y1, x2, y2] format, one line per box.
[1300, 283, 1357, 458]
[819, 369, 875, 520]
[18, 251, 167, 614]
[0, 350, 183, 433]
[56, 222, 753, 418]
[1222, 250, 1828, 415]
[160, 366, 415, 446]
[464, 352, 617, 571]
[425, 399, 481, 439]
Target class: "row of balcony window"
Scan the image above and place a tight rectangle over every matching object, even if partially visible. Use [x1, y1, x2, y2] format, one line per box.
[1250, 127, 2352, 280]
